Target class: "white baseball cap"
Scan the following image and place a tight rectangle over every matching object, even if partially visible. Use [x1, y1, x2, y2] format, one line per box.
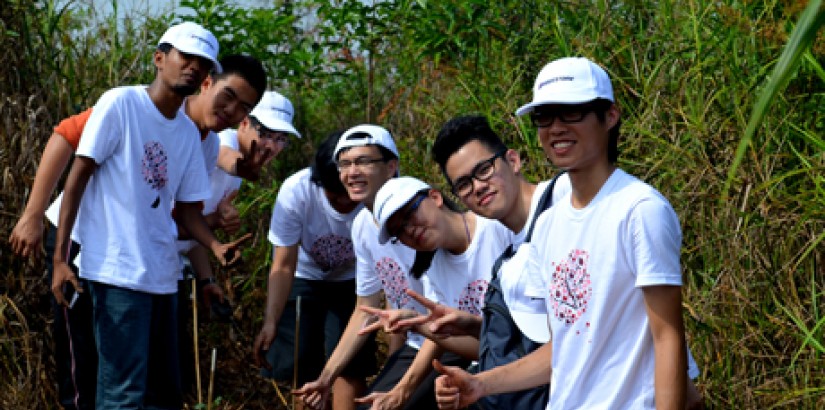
[374, 176, 431, 244]
[515, 57, 613, 116]
[158, 22, 222, 73]
[333, 124, 399, 161]
[500, 246, 551, 343]
[250, 91, 301, 138]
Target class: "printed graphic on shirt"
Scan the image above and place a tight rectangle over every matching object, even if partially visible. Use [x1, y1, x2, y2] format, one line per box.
[308, 234, 355, 271]
[375, 257, 411, 309]
[457, 279, 488, 316]
[142, 141, 168, 208]
[549, 249, 592, 325]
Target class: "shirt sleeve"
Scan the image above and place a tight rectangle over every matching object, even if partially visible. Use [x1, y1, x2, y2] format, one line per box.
[353, 213, 382, 297]
[54, 108, 93, 151]
[267, 172, 305, 247]
[75, 92, 123, 164]
[175, 138, 210, 203]
[628, 196, 683, 287]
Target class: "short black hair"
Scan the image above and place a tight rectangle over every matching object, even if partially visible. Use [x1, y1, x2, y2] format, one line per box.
[157, 43, 173, 53]
[212, 54, 267, 105]
[311, 130, 348, 195]
[432, 115, 508, 180]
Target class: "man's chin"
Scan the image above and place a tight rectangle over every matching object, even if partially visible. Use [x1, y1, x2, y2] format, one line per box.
[172, 84, 199, 97]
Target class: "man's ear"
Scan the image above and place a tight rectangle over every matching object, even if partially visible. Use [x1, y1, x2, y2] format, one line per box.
[238, 116, 252, 131]
[429, 188, 443, 208]
[505, 148, 523, 174]
[153, 50, 165, 70]
[200, 75, 214, 92]
[606, 104, 620, 129]
[385, 158, 400, 179]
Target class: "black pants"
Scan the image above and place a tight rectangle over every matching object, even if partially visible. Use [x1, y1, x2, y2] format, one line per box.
[357, 344, 471, 410]
[45, 224, 96, 410]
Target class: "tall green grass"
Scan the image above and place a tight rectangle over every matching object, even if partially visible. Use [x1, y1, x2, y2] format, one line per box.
[1, 0, 823, 408]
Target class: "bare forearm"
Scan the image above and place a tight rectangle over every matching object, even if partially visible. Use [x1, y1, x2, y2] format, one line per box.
[396, 339, 442, 393]
[644, 285, 687, 410]
[174, 202, 220, 252]
[186, 245, 214, 280]
[654, 335, 687, 410]
[425, 333, 479, 360]
[54, 157, 96, 262]
[475, 341, 553, 397]
[24, 135, 74, 218]
[264, 267, 295, 326]
[217, 146, 241, 175]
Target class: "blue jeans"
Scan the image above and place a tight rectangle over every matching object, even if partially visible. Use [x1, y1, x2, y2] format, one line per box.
[88, 281, 181, 410]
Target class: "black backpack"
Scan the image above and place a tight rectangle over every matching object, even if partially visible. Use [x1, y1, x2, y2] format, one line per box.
[476, 172, 563, 410]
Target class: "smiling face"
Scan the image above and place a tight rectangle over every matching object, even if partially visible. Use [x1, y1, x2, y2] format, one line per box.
[443, 139, 523, 221]
[386, 190, 445, 251]
[199, 74, 260, 133]
[536, 103, 619, 173]
[337, 145, 398, 209]
[155, 47, 213, 97]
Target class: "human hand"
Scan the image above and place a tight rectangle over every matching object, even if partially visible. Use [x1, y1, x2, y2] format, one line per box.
[433, 359, 483, 409]
[354, 388, 408, 410]
[199, 279, 225, 311]
[357, 306, 421, 335]
[9, 213, 44, 259]
[252, 322, 277, 369]
[234, 140, 274, 182]
[216, 190, 240, 234]
[399, 289, 481, 338]
[293, 378, 333, 410]
[51, 260, 83, 308]
[212, 233, 252, 267]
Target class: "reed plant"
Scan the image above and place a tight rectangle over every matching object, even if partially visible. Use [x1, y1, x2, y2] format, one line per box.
[1, 0, 822, 408]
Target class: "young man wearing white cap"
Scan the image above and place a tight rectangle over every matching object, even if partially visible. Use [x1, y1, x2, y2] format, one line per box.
[9, 51, 268, 408]
[433, 57, 692, 410]
[294, 125, 438, 410]
[50, 22, 247, 409]
[252, 130, 378, 410]
[180, 89, 301, 287]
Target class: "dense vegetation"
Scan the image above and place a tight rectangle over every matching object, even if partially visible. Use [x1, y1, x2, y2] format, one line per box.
[1, 0, 823, 408]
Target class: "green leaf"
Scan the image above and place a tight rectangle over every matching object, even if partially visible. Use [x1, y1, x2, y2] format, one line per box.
[724, 0, 825, 200]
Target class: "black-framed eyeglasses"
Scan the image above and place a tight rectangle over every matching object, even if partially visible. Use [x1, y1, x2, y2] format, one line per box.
[336, 156, 387, 172]
[250, 117, 290, 147]
[388, 191, 428, 244]
[450, 150, 506, 197]
[529, 103, 596, 128]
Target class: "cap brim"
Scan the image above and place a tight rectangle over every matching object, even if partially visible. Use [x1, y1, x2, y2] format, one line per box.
[257, 117, 301, 138]
[511, 310, 551, 343]
[174, 46, 222, 73]
[515, 95, 603, 116]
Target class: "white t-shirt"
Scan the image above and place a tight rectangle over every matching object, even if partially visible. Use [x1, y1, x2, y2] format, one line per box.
[47, 103, 220, 233]
[175, 129, 241, 254]
[267, 168, 363, 281]
[423, 215, 513, 315]
[351, 207, 425, 349]
[207, 129, 243, 214]
[74, 86, 210, 294]
[526, 169, 684, 409]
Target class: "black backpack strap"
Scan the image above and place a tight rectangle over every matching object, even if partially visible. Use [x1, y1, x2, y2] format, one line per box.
[489, 244, 514, 281]
[523, 171, 565, 243]
[489, 171, 565, 281]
